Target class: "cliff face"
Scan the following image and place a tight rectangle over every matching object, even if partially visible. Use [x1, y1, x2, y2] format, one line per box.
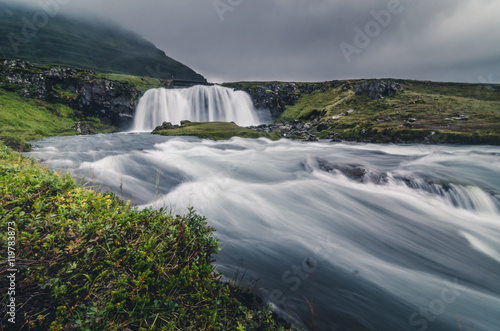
[0, 59, 150, 129]
[223, 82, 333, 118]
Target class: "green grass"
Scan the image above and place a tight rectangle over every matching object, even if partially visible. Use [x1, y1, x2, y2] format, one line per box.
[153, 122, 282, 141]
[0, 143, 290, 330]
[0, 89, 77, 151]
[278, 86, 354, 122]
[275, 79, 500, 144]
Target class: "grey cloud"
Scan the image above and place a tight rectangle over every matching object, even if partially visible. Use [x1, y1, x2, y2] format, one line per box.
[2, 0, 499, 83]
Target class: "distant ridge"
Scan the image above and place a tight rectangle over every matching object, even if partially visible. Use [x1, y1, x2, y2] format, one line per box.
[0, 2, 206, 82]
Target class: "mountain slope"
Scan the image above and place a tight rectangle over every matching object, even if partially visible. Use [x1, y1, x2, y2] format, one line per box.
[0, 2, 205, 82]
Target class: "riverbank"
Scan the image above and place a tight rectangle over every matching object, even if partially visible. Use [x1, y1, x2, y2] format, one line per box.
[0, 142, 291, 330]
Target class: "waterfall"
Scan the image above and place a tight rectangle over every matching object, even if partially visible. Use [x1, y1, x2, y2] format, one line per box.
[131, 85, 263, 131]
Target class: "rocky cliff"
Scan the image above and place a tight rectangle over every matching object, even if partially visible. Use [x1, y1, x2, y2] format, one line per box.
[223, 82, 335, 118]
[0, 59, 165, 129]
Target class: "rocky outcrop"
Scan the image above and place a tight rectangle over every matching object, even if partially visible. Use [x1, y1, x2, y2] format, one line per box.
[225, 82, 333, 118]
[354, 80, 402, 99]
[227, 80, 401, 119]
[249, 117, 325, 141]
[0, 59, 144, 129]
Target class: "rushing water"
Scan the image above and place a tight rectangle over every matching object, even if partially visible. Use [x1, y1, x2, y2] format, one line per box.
[131, 85, 267, 131]
[26, 134, 500, 331]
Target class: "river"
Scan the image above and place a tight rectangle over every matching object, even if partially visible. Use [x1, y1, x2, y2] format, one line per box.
[26, 133, 500, 331]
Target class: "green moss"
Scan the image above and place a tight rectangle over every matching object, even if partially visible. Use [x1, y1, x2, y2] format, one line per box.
[0, 143, 290, 330]
[153, 122, 281, 141]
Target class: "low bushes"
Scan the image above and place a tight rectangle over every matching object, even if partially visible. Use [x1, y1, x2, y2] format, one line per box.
[0, 143, 289, 330]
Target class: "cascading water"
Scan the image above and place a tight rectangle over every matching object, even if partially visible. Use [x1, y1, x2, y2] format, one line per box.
[131, 85, 264, 131]
[27, 135, 500, 331]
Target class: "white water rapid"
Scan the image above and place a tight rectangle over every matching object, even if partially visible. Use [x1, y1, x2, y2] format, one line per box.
[26, 135, 500, 331]
[131, 85, 264, 131]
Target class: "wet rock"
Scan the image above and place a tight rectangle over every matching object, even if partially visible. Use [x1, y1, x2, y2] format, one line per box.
[316, 122, 328, 131]
[317, 159, 388, 183]
[72, 121, 96, 135]
[156, 122, 176, 130]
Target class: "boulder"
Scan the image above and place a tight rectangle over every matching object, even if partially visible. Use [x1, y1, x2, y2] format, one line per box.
[156, 122, 176, 130]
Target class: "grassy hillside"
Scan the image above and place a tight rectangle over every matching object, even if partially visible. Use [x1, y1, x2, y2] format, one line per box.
[0, 142, 290, 330]
[0, 88, 76, 150]
[0, 2, 205, 82]
[228, 80, 500, 144]
[0, 87, 118, 151]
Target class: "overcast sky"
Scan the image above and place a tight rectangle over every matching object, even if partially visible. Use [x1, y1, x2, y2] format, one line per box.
[4, 0, 500, 83]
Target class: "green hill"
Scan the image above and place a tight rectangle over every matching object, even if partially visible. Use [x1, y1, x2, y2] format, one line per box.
[0, 2, 205, 82]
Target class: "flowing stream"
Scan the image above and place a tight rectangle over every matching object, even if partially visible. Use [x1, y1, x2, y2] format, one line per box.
[26, 134, 500, 331]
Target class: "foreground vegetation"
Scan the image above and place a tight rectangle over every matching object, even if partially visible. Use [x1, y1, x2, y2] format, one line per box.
[0, 143, 290, 330]
[152, 121, 281, 141]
